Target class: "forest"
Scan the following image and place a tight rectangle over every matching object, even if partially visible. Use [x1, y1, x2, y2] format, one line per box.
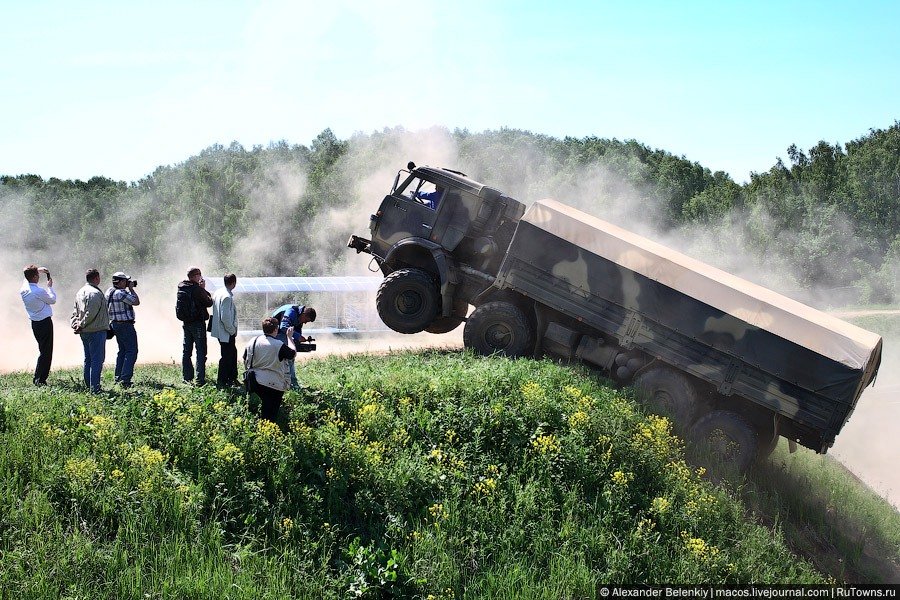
[1, 123, 898, 306]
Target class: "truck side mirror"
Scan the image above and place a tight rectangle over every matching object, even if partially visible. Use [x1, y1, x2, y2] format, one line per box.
[407, 161, 417, 170]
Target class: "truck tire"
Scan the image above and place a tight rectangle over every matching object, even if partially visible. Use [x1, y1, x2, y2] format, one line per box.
[425, 300, 468, 334]
[464, 301, 534, 357]
[633, 368, 700, 432]
[689, 410, 759, 474]
[376, 268, 439, 334]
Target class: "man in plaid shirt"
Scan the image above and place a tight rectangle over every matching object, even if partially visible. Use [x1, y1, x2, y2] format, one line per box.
[106, 271, 140, 388]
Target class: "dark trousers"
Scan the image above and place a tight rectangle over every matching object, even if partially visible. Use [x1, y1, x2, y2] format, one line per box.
[30, 317, 53, 385]
[217, 335, 238, 386]
[182, 321, 208, 385]
[252, 383, 284, 422]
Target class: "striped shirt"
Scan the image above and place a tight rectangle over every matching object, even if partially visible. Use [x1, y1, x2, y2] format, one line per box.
[106, 287, 139, 322]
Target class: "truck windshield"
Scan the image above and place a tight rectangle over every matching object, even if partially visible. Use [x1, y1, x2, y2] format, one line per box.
[397, 176, 443, 210]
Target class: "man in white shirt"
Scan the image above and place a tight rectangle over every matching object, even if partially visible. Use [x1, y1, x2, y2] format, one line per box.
[210, 273, 238, 387]
[19, 264, 56, 386]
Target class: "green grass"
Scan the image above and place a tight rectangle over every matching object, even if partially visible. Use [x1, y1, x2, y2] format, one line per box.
[846, 312, 900, 338]
[4, 350, 895, 597]
[744, 442, 900, 583]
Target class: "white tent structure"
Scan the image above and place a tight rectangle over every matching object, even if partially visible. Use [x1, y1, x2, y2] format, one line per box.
[207, 276, 384, 335]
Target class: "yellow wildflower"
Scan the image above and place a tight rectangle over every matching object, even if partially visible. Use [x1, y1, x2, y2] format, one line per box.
[256, 419, 282, 440]
[682, 531, 720, 560]
[472, 477, 497, 497]
[88, 414, 115, 440]
[520, 381, 544, 403]
[357, 402, 380, 420]
[40, 422, 64, 440]
[365, 441, 385, 465]
[215, 443, 244, 465]
[428, 503, 448, 522]
[650, 496, 670, 514]
[611, 470, 633, 486]
[531, 433, 561, 455]
[64, 457, 97, 487]
[568, 410, 589, 429]
[130, 445, 167, 470]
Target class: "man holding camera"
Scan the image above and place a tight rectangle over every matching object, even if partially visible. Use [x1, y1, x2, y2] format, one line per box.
[176, 267, 213, 386]
[276, 304, 316, 389]
[107, 271, 140, 388]
[19, 264, 56, 386]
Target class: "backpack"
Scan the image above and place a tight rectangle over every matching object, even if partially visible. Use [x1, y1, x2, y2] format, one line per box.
[175, 285, 198, 322]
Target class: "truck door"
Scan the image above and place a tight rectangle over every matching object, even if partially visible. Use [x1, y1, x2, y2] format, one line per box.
[372, 176, 439, 247]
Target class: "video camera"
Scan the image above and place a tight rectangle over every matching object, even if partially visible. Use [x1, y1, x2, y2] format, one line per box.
[297, 337, 316, 353]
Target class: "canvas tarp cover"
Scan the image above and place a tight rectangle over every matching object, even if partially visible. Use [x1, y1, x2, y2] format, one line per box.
[522, 199, 882, 372]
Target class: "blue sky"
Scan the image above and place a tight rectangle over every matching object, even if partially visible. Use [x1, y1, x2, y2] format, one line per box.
[1, 0, 897, 183]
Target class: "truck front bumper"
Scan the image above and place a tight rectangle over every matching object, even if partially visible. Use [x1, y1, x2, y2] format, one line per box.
[347, 235, 372, 254]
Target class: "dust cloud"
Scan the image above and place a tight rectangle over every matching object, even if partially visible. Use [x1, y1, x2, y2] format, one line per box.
[830, 332, 900, 509]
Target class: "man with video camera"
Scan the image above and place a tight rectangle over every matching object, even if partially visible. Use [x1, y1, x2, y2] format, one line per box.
[275, 304, 316, 389]
[107, 271, 140, 388]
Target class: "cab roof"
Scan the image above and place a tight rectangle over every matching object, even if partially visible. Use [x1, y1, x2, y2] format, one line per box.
[413, 166, 502, 199]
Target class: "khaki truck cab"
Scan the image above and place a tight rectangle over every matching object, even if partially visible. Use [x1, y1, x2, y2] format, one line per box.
[349, 161, 524, 334]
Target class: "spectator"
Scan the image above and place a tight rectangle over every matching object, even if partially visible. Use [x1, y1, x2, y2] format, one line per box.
[210, 273, 238, 387]
[107, 271, 140, 388]
[71, 268, 108, 393]
[244, 317, 296, 421]
[176, 266, 213, 386]
[19, 264, 56, 386]
[276, 304, 316, 388]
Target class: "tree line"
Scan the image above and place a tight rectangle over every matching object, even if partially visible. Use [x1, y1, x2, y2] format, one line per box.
[2, 123, 897, 305]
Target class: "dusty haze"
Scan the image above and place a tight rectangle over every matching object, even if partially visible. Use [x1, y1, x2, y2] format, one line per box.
[2, 127, 896, 506]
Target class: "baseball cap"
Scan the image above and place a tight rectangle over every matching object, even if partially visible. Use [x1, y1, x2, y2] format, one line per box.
[112, 272, 130, 281]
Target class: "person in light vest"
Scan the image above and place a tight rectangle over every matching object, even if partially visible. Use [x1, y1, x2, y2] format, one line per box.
[243, 317, 296, 421]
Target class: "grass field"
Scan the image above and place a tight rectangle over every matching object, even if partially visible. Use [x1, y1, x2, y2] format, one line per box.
[1, 351, 898, 597]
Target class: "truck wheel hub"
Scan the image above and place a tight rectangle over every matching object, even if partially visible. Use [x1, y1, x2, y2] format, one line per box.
[396, 291, 423, 315]
[485, 323, 512, 348]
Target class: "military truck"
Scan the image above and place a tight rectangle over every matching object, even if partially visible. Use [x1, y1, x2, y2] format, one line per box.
[348, 162, 883, 470]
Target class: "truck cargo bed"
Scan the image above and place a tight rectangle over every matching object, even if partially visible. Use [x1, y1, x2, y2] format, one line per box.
[495, 200, 883, 452]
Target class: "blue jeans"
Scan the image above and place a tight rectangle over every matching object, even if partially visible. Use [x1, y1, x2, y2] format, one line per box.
[112, 321, 138, 384]
[182, 321, 207, 384]
[80, 330, 106, 392]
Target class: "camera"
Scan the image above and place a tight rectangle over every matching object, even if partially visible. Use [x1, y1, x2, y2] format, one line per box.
[297, 337, 316, 353]
[130, 279, 138, 288]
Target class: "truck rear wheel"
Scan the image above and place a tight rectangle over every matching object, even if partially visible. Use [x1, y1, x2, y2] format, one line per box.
[376, 268, 439, 334]
[633, 368, 700, 432]
[689, 410, 759, 474]
[464, 301, 534, 357]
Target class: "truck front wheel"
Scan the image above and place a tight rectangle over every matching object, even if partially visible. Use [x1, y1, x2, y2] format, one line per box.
[689, 410, 759, 474]
[464, 301, 534, 357]
[376, 268, 439, 334]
